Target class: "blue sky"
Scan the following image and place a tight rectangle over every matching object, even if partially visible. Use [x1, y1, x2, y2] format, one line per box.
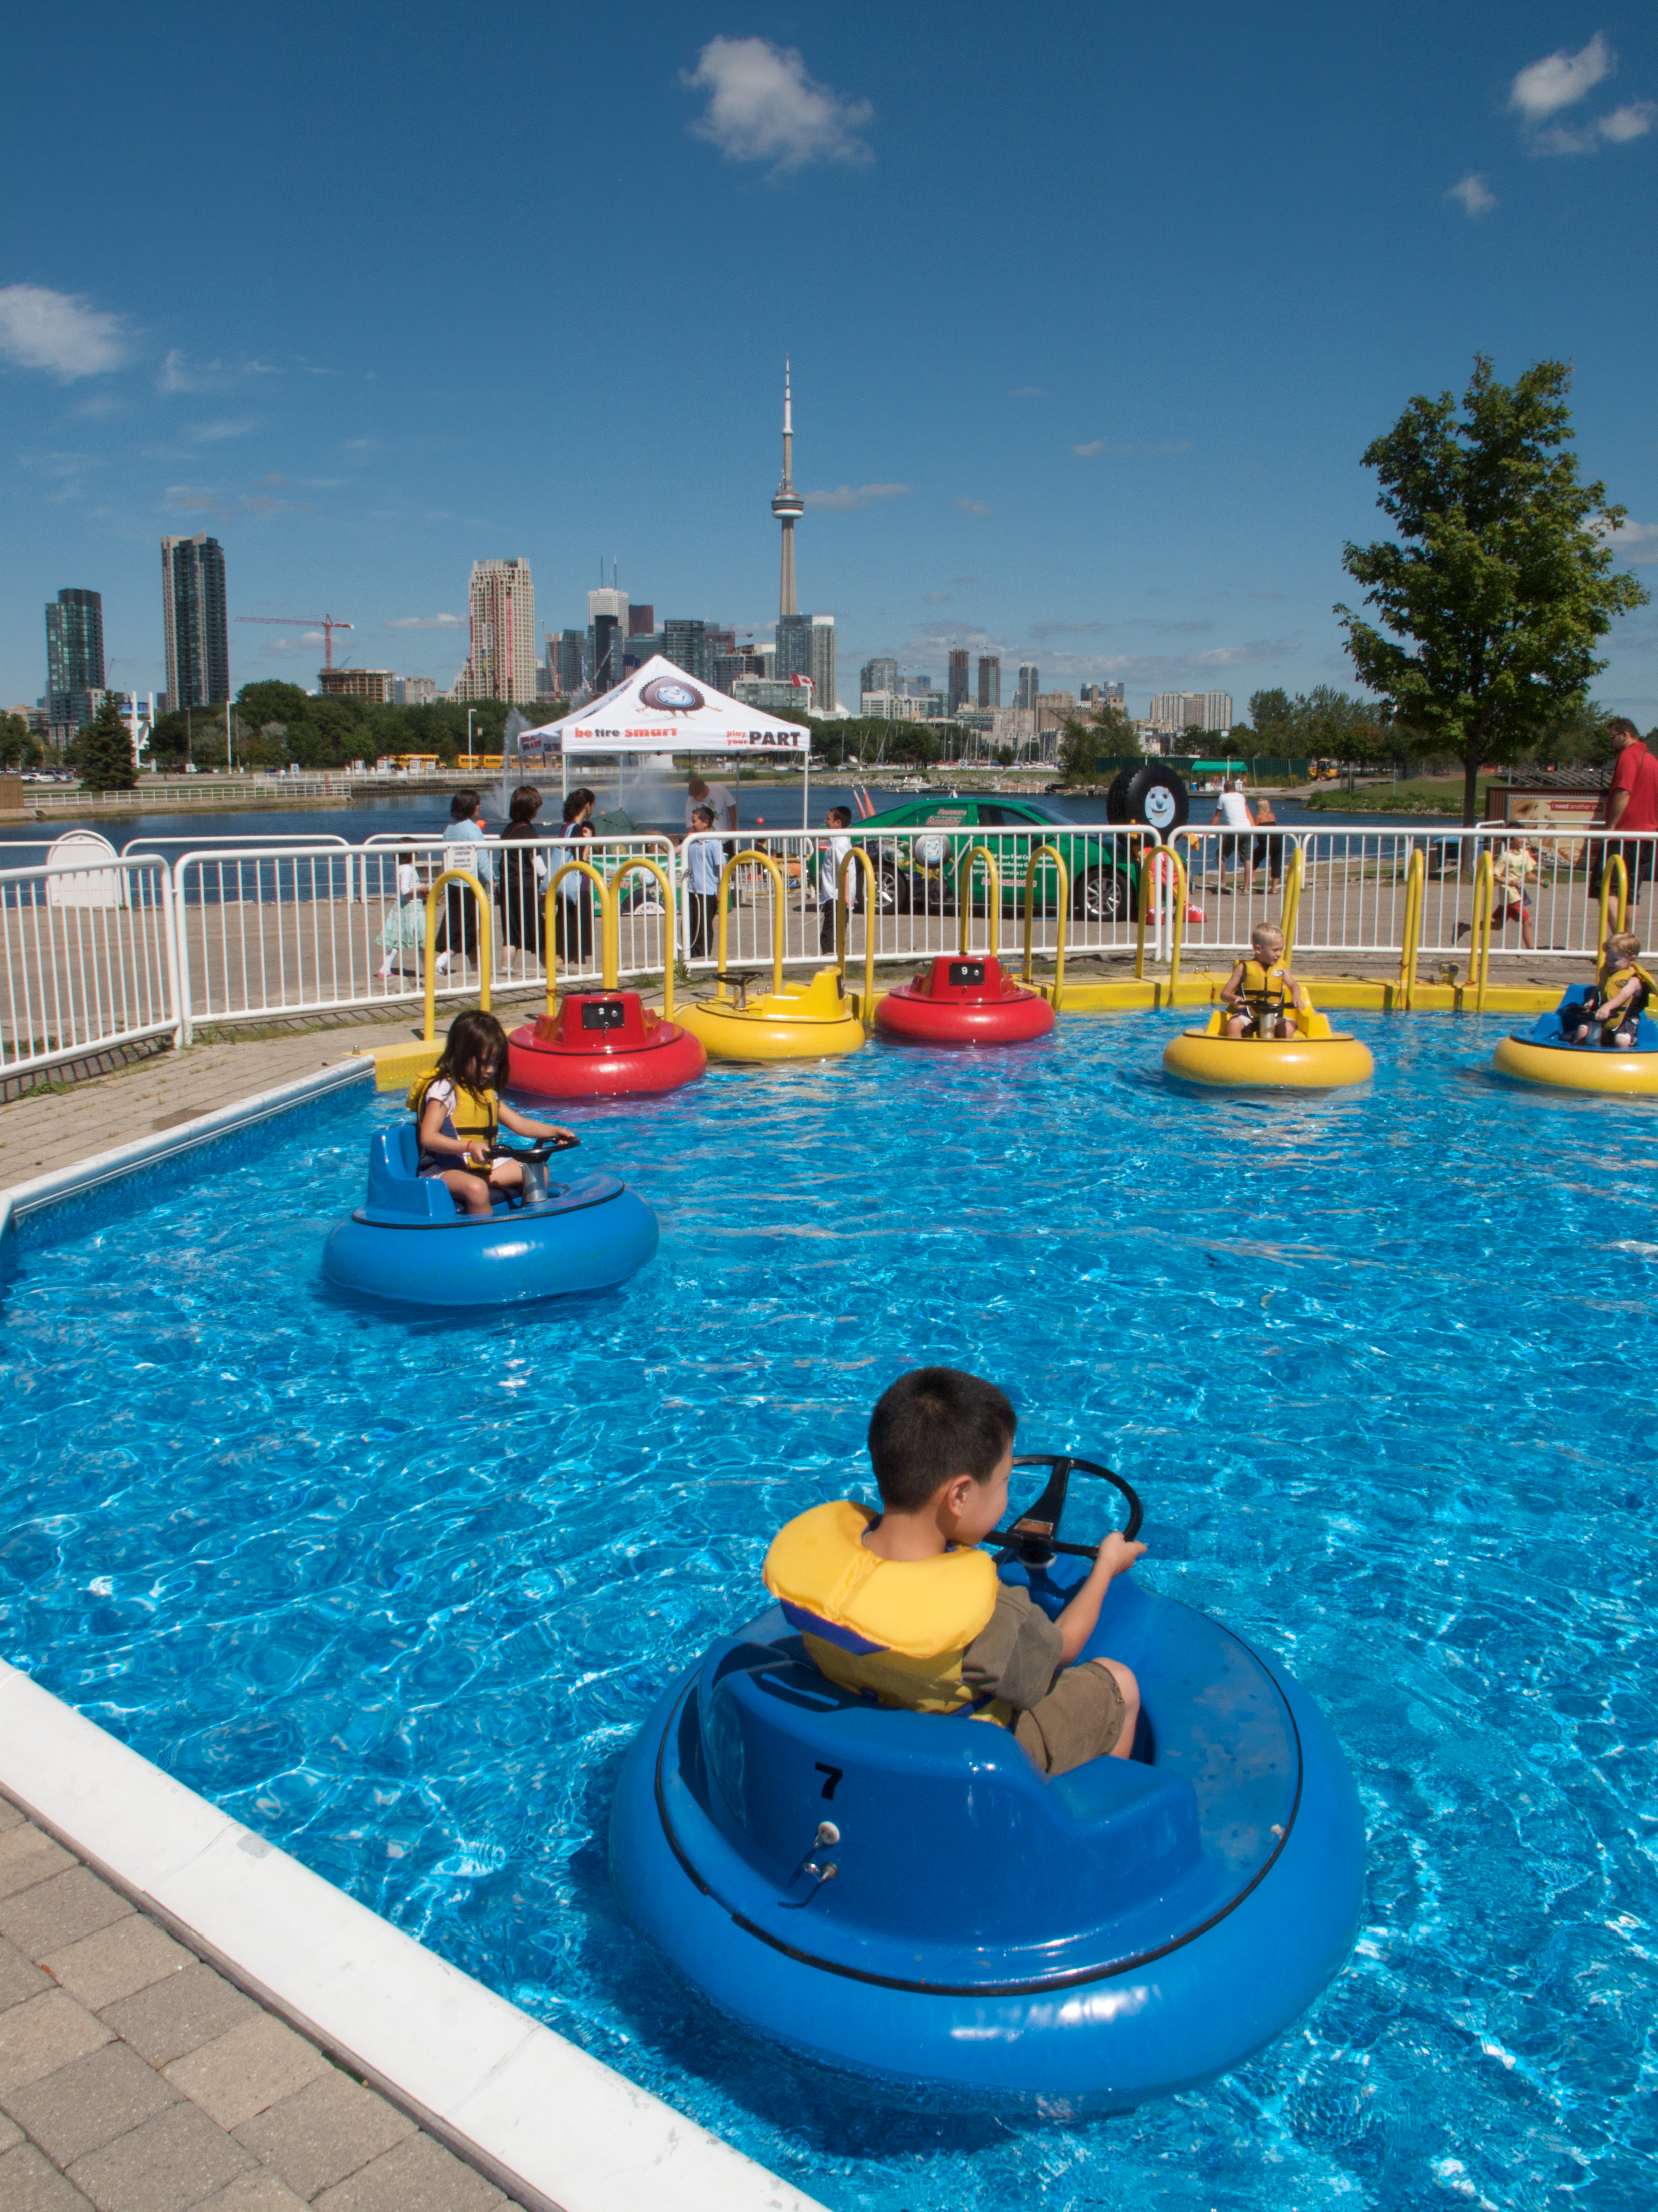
[3, 1, 1655, 721]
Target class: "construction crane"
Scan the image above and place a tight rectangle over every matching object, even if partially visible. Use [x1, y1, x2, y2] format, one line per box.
[236, 613, 354, 669]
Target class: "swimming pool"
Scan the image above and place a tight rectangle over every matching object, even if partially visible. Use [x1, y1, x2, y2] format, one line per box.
[3, 1017, 1654, 2210]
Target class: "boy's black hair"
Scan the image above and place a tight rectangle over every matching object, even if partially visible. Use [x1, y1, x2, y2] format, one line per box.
[509, 784, 542, 823]
[450, 788, 481, 820]
[690, 804, 715, 825]
[867, 1367, 1016, 1513]
[433, 1008, 508, 1093]
[826, 805, 852, 826]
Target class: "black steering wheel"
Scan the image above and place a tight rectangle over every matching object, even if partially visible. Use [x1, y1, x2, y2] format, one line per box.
[990, 1452, 1143, 1569]
[489, 1134, 580, 1162]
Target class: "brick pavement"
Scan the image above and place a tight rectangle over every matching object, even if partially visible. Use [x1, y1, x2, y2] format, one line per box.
[0, 1795, 515, 2211]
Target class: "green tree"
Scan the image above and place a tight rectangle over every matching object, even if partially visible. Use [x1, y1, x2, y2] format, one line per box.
[0, 713, 42, 770]
[1337, 354, 1649, 823]
[70, 697, 137, 790]
[1248, 689, 1293, 741]
[1056, 715, 1098, 783]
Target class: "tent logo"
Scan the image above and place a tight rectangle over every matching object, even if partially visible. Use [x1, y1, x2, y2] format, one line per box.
[638, 677, 705, 714]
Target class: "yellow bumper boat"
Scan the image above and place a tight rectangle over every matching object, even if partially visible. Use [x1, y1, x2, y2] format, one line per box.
[677, 850, 868, 1063]
[1163, 1004, 1374, 1090]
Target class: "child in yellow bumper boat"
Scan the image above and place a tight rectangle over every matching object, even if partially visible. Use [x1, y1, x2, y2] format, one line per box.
[1218, 924, 1310, 1039]
[1558, 933, 1656, 1051]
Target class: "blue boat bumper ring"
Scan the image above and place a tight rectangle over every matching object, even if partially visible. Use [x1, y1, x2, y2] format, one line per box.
[610, 1458, 1363, 2106]
[322, 1126, 658, 1306]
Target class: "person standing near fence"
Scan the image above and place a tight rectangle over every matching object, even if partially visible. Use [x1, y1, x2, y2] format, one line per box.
[1214, 778, 1255, 893]
[498, 785, 548, 975]
[433, 790, 493, 975]
[817, 805, 859, 954]
[555, 787, 598, 970]
[685, 774, 737, 833]
[684, 804, 722, 959]
[1590, 719, 1658, 945]
[1251, 799, 1285, 895]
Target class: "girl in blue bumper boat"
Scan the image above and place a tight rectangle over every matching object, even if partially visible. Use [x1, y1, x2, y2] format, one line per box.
[321, 1011, 659, 1306]
[609, 1367, 1364, 2109]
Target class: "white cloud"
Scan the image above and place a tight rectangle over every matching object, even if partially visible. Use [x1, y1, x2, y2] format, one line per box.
[158, 349, 218, 394]
[1073, 440, 1106, 458]
[387, 613, 463, 629]
[187, 416, 258, 442]
[1189, 639, 1300, 669]
[956, 497, 992, 515]
[1448, 172, 1498, 216]
[1074, 438, 1193, 458]
[1600, 101, 1656, 143]
[802, 481, 910, 511]
[684, 37, 873, 173]
[0, 285, 128, 379]
[1608, 521, 1658, 563]
[1510, 33, 1612, 119]
[1008, 386, 1045, 399]
[19, 449, 100, 500]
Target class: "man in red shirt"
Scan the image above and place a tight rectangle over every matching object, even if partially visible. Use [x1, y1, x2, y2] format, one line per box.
[1590, 718, 1658, 943]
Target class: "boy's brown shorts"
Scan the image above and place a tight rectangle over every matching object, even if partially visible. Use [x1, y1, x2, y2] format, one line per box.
[1012, 1661, 1129, 1776]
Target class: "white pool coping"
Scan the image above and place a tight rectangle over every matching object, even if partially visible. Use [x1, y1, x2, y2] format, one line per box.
[0, 1063, 830, 2212]
[0, 1057, 374, 1249]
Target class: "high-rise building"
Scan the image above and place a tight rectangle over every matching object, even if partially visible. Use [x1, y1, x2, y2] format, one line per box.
[552, 631, 586, 697]
[977, 655, 1001, 709]
[319, 668, 395, 703]
[775, 613, 812, 683]
[809, 614, 837, 718]
[772, 358, 804, 618]
[662, 619, 709, 683]
[46, 589, 105, 698]
[161, 534, 229, 710]
[1016, 663, 1039, 711]
[1081, 681, 1126, 712]
[947, 648, 970, 715]
[1147, 690, 1232, 734]
[860, 657, 898, 697]
[627, 603, 655, 636]
[394, 677, 438, 707]
[453, 558, 536, 703]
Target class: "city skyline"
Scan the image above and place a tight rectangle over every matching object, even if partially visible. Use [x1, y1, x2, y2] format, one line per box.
[3, 8, 1654, 723]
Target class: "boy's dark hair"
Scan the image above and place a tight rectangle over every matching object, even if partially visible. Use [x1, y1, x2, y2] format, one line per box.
[691, 804, 715, 826]
[434, 1009, 508, 1093]
[509, 784, 542, 823]
[450, 788, 481, 820]
[867, 1367, 1016, 1513]
[827, 805, 852, 826]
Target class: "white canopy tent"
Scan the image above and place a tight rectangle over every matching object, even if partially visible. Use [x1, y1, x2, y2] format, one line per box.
[519, 655, 817, 825]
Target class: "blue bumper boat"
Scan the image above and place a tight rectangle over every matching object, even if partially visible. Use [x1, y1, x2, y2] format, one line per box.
[610, 1456, 1363, 2107]
[322, 1126, 658, 1306]
[1491, 986, 1658, 1097]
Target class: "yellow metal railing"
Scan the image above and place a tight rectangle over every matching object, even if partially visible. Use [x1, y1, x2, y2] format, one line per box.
[1397, 845, 1426, 1010]
[1022, 843, 1070, 1000]
[834, 847, 878, 1016]
[1606, 851, 1630, 940]
[1135, 845, 1187, 994]
[956, 845, 1001, 958]
[713, 850, 787, 1000]
[421, 868, 491, 1043]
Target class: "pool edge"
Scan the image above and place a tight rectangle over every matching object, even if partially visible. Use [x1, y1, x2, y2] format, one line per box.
[0, 1057, 374, 1253]
[0, 1660, 830, 2212]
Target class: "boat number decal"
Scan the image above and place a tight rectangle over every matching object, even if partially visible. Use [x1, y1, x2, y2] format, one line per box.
[814, 1762, 843, 1800]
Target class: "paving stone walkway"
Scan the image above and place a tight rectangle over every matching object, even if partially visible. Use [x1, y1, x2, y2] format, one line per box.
[0, 1796, 514, 2211]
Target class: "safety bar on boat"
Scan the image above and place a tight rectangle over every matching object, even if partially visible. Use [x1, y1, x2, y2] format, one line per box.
[1278, 841, 1305, 964]
[1467, 850, 1495, 1013]
[1022, 844, 1070, 1000]
[1605, 851, 1630, 940]
[955, 845, 1000, 960]
[541, 860, 613, 1014]
[1135, 844, 1187, 993]
[834, 847, 878, 1016]
[1397, 845, 1426, 1011]
[713, 850, 787, 1001]
[421, 869, 492, 1043]
[608, 857, 678, 1021]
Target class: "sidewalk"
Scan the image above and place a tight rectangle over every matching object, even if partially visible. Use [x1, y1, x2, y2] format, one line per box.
[0, 1794, 511, 2211]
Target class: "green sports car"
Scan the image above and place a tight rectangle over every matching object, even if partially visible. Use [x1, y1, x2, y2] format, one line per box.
[851, 794, 1142, 922]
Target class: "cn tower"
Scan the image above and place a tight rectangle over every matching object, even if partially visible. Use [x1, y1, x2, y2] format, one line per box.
[771, 356, 804, 618]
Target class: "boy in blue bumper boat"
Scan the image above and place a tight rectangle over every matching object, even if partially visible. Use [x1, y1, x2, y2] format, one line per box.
[410, 1010, 574, 1216]
[1558, 932, 1654, 1050]
[764, 1367, 1146, 1775]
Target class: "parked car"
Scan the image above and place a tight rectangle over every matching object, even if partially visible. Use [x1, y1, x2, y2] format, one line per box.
[845, 796, 1118, 923]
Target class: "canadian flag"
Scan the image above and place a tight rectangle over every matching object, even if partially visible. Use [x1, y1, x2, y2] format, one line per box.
[789, 673, 814, 691]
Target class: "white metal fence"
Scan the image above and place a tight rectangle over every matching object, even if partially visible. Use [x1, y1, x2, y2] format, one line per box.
[1, 855, 177, 1082]
[3, 819, 1650, 1082]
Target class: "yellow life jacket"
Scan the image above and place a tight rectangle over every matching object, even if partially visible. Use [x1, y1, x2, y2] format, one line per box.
[408, 1071, 498, 1158]
[1239, 958, 1291, 998]
[1598, 960, 1655, 1001]
[763, 1500, 1000, 1715]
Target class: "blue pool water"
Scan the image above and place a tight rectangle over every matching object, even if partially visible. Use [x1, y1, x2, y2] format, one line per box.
[4, 1016, 1655, 2211]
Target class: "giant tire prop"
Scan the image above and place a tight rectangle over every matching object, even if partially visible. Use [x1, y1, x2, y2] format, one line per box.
[1107, 762, 1190, 833]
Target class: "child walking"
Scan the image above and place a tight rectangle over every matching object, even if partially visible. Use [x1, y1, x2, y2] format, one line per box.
[408, 1010, 574, 1216]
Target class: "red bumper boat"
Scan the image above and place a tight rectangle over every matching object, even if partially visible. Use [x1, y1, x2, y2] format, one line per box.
[875, 954, 1056, 1047]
